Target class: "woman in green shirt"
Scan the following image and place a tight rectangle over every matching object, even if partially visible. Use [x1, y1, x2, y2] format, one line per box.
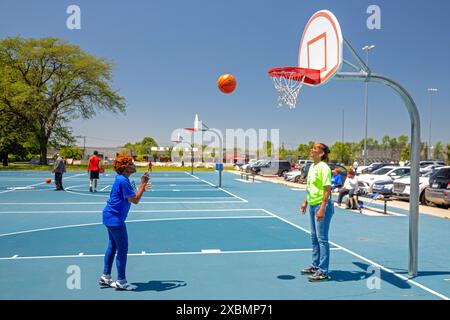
[300, 143, 334, 281]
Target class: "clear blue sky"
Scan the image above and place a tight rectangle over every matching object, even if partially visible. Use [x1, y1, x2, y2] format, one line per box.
[1, 0, 449, 148]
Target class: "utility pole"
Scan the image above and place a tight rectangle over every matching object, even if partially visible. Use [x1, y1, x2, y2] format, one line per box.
[362, 44, 375, 165]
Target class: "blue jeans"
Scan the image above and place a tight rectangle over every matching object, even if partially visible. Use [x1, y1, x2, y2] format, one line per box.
[103, 225, 128, 281]
[308, 200, 334, 275]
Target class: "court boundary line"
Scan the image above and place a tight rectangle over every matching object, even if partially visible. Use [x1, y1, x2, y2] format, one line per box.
[0, 173, 86, 194]
[184, 172, 248, 203]
[0, 209, 275, 237]
[0, 208, 267, 214]
[0, 248, 344, 261]
[260, 208, 449, 300]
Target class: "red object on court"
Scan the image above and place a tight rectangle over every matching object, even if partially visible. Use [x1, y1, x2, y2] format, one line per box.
[99, 167, 104, 174]
[217, 74, 237, 94]
[45, 178, 51, 183]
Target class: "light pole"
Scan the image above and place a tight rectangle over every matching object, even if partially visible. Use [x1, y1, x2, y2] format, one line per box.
[427, 88, 438, 160]
[362, 44, 375, 166]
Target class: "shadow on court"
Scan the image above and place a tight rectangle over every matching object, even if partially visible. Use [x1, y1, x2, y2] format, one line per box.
[132, 280, 187, 292]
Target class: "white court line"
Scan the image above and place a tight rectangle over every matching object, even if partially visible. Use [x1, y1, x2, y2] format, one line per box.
[100, 185, 110, 191]
[259, 208, 449, 301]
[184, 172, 248, 203]
[0, 208, 266, 214]
[63, 186, 234, 199]
[234, 179, 262, 184]
[0, 214, 274, 237]
[0, 200, 248, 205]
[0, 173, 86, 194]
[0, 248, 343, 261]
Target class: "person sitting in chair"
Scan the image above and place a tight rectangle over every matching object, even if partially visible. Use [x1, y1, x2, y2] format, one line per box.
[335, 169, 359, 208]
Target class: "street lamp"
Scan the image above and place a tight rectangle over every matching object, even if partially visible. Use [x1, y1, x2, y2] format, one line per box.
[362, 44, 375, 166]
[427, 88, 438, 160]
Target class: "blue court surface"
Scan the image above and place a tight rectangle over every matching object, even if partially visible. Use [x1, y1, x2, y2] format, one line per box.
[0, 170, 449, 300]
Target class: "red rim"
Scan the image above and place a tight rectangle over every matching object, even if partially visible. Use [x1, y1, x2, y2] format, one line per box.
[268, 67, 320, 85]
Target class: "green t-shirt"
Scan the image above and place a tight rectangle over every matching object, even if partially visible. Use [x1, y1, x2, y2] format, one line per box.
[306, 161, 332, 206]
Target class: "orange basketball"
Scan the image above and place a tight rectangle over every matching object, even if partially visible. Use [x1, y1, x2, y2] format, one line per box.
[217, 74, 237, 94]
[45, 178, 51, 184]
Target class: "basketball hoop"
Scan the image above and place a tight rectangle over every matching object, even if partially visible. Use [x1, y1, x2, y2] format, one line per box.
[268, 67, 320, 109]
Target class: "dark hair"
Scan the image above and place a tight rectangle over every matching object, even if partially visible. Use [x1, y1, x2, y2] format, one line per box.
[94, 150, 98, 155]
[318, 143, 330, 162]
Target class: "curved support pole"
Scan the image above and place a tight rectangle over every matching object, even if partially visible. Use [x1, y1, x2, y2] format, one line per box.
[334, 72, 421, 277]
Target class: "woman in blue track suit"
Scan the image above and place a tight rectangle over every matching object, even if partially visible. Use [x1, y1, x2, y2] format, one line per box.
[99, 155, 150, 290]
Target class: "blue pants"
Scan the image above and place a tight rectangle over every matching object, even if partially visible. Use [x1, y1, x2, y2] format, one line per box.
[103, 225, 128, 281]
[309, 200, 334, 275]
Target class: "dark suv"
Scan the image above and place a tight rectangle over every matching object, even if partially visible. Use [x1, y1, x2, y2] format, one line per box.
[253, 160, 291, 176]
[425, 166, 450, 208]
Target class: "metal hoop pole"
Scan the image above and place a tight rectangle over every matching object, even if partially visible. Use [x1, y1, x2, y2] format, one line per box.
[334, 71, 421, 277]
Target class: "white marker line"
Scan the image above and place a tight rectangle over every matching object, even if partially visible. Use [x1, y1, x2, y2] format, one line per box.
[234, 179, 261, 184]
[201, 249, 221, 254]
[0, 215, 274, 237]
[0, 208, 268, 214]
[0, 200, 247, 205]
[260, 208, 449, 301]
[0, 173, 86, 194]
[100, 185, 110, 191]
[184, 172, 249, 203]
[78, 253, 84, 256]
[0, 248, 343, 261]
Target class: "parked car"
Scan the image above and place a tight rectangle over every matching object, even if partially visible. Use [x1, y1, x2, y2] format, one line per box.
[393, 171, 434, 205]
[361, 162, 391, 174]
[358, 166, 410, 194]
[254, 160, 291, 177]
[419, 164, 444, 174]
[245, 160, 267, 173]
[284, 170, 303, 183]
[424, 166, 450, 208]
[419, 160, 446, 168]
[372, 179, 395, 197]
[240, 159, 258, 171]
[295, 159, 313, 170]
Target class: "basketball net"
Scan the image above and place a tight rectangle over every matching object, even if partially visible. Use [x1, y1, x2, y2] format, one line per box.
[270, 74, 306, 109]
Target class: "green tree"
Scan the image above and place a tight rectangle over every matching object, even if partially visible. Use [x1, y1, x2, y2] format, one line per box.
[401, 144, 410, 161]
[0, 37, 126, 164]
[445, 144, 450, 165]
[330, 142, 354, 165]
[433, 141, 444, 160]
[59, 146, 83, 160]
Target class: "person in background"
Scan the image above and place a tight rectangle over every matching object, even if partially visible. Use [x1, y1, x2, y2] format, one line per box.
[52, 153, 66, 191]
[88, 150, 102, 192]
[331, 168, 343, 191]
[335, 169, 360, 208]
[353, 160, 359, 171]
[148, 160, 153, 172]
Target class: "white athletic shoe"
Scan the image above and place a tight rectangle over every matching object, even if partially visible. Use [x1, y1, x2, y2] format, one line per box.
[110, 281, 138, 291]
[98, 275, 113, 286]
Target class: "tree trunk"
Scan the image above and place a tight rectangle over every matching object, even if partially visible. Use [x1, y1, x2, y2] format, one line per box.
[1, 153, 8, 166]
[39, 145, 48, 165]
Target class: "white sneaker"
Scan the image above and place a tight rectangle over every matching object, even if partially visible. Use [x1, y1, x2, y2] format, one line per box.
[99, 275, 113, 286]
[110, 281, 138, 291]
